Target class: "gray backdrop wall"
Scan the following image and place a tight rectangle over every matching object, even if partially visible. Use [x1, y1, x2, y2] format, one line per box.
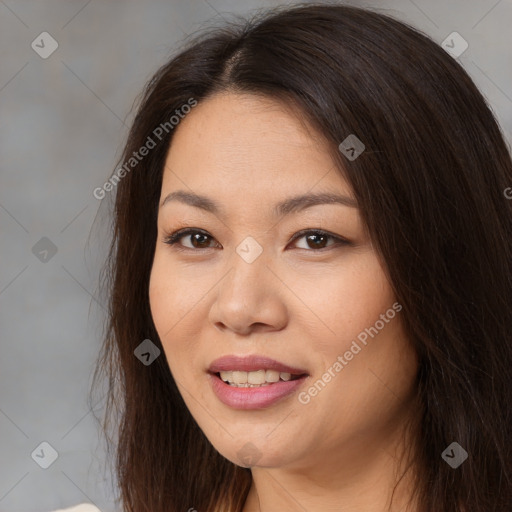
[1, 0, 511, 511]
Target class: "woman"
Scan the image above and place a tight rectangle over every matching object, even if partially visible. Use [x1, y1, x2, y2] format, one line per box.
[89, 3, 512, 511]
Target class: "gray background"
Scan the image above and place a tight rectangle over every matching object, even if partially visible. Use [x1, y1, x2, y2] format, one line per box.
[1, 0, 511, 511]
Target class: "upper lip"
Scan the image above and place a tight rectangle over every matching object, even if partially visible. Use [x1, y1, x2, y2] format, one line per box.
[208, 355, 309, 375]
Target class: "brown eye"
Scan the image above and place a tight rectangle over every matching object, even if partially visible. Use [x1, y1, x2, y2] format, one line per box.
[303, 233, 329, 249]
[163, 229, 218, 250]
[187, 232, 213, 249]
[290, 229, 350, 251]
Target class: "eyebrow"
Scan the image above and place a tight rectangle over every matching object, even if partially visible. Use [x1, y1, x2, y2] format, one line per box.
[159, 190, 358, 217]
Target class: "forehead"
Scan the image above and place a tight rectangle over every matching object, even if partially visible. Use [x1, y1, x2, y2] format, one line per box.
[160, 92, 353, 211]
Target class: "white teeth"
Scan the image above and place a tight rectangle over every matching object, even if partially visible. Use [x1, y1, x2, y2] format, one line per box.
[265, 370, 280, 383]
[232, 371, 247, 383]
[220, 371, 233, 382]
[248, 369, 266, 384]
[218, 369, 298, 386]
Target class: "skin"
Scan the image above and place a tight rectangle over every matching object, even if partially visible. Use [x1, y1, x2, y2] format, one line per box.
[149, 92, 421, 512]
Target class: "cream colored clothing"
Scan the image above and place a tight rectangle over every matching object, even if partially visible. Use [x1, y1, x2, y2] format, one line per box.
[52, 505, 102, 512]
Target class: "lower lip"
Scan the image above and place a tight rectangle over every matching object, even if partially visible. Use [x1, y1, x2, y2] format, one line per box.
[207, 372, 308, 410]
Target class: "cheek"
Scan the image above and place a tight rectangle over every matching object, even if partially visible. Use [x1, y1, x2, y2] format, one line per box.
[310, 257, 416, 430]
[149, 260, 173, 332]
[297, 251, 396, 355]
[149, 257, 187, 365]
[149, 253, 199, 331]
[148, 252, 211, 372]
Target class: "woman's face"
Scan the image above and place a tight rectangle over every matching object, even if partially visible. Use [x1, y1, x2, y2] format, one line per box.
[149, 92, 419, 470]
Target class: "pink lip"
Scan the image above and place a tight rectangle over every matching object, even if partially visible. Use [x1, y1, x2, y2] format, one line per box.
[207, 355, 309, 410]
[208, 355, 308, 375]
[207, 372, 308, 410]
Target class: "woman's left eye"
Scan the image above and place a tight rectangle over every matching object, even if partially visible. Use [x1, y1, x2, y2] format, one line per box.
[162, 228, 350, 251]
[288, 229, 350, 250]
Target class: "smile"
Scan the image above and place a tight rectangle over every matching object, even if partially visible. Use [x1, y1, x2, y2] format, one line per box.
[207, 354, 309, 409]
[208, 371, 308, 409]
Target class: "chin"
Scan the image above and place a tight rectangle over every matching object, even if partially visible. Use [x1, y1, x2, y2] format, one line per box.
[207, 434, 297, 468]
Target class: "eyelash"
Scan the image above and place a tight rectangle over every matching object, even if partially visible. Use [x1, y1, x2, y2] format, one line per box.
[162, 227, 351, 252]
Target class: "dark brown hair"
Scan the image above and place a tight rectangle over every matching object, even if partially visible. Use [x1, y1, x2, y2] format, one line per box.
[90, 3, 512, 511]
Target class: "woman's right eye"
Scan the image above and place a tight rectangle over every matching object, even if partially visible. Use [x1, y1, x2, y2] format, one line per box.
[163, 228, 219, 250]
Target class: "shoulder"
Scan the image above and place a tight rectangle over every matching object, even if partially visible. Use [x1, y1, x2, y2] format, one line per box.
[50, 505, 102, 512]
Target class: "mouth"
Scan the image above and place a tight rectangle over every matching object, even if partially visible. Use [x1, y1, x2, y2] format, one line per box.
[211, 369, 306, 387]
[208, 354, 309, 384]
[207, 355, 309, 409]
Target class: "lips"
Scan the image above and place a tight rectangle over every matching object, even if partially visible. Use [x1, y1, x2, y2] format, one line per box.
[206, 355, 310, 409]
[208, 354, 309, 376]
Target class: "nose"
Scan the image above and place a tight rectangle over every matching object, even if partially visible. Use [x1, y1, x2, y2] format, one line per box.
[207, 250, 288, 336]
